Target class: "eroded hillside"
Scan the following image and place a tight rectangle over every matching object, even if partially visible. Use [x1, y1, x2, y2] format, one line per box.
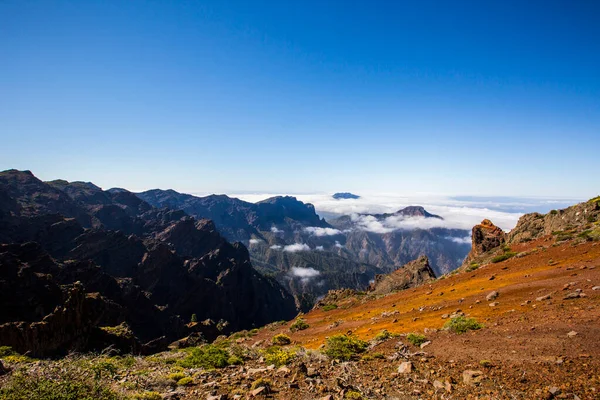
[2, 197, 599, 399]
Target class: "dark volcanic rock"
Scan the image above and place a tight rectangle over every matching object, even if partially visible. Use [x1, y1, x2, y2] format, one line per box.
[0, 169, 298, 356]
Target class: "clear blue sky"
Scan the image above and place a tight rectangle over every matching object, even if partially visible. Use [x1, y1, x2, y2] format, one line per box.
[1, 1, 599, 197]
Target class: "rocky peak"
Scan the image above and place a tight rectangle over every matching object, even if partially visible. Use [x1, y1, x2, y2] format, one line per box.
[333, 192, 360, 199]
[465, 219, 505, 262]
[395, 206, 442, 219]
[368, 255, 436, 295]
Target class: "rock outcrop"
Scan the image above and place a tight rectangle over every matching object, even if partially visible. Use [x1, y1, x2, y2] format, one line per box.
[508, 198, 600, 244]
[463, 219, 506, 264]
[368, 256, 436, 295]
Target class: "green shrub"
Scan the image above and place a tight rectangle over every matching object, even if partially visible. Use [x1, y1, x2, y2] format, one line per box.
[323, 334, 368, 361]
[166, 372, 186, 381]
[289, 318, 309, 332]
[480, 359, 493, 367]
[491, 252, 516, 263]
[406, 333, 427, 346]
[0, 373, 121, 400]
[250, 378, 272, 391]
[91, 360, 118, 379]
[133, 392, 162, 400]
[227, 355, 244, 365]
[373, 329, 395, 341]
[345, 391, 364, 399]
[262, 346, 296, 366]
[444, 316, 484, 334]
[550, 209, 558, 215]
[272, 333, 291, 345]
[466, 263, 479, 272]
[322, 304, 338, 311]
[0, 346, 16, 357]
[176, 377, 193, 386]
[177, 345, 230, 369]
[190, 313, 198, 323]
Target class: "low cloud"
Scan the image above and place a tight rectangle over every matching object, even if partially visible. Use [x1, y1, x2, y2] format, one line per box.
[271, 226, 282, 233]
[231, 193, 538, 232]
[249, 239, 262, 245]
[283, 243, 311, 252]
[315, 245, 324, 251]
[334, 241, 343, 248]
[446, 236, 472, 245]
[290, 266, 321, 283]
[304, 226, 342, 236]
[350, 214, 452, 233]
[290, 267, 320, 278]
[269, 245, 282, 250]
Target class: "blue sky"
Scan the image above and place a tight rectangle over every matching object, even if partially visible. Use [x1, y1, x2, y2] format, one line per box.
[1, 1, 599, 197]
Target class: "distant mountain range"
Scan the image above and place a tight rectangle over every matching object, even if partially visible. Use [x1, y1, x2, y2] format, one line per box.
[136, 189, 471, 309]
[0, 170, 296, 356]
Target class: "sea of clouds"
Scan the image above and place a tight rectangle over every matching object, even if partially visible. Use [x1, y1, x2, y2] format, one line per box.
[232, 193, 580, 232]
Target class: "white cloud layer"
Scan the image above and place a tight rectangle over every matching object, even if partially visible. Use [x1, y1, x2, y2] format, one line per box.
[271, 226, 282, 233]
[283, 243, 311, 252]
[290, 267, 320, 278]
[446, 236, 472, 245]
[233, 193, 536, 231]
[249, 239, 262, 244]
[269, 245, 282, 250]
[304, 226, 342, 236]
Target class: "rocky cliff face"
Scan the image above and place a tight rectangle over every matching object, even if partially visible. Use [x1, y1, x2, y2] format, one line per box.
[460, 197, 600, 270]
[368, 255, 436, 295]
[0, 170, 298, 356]
[136, 189, 471, 307]
[463, 219, 506, 265]
[508, 198, 600, 244]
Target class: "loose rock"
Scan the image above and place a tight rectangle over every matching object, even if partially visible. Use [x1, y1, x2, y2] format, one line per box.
[486, 291, 499, 301]
[462, 370, 484, 386]
[398, 361, 413, 374]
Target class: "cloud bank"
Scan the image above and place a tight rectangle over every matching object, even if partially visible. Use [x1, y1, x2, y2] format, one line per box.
[290, 267, 320, 278]
[283, 243, 311, 252]
[249, 239, 262, 244]
[304, 226, 342, 236]
[233, 193, 532, 231]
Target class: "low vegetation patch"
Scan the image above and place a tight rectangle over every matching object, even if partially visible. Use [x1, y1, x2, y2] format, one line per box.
[262, 346, 296, 366]
[373, 329, 397, 341]
[491, 252, 516, 263]
[444, 316, 484, 334]
[323, 334, 368, 361]
[289, 318, 309, 332]
[406, 332, 427, 346]
[176, 377, 193, 386]
[466, 263, 479, 272]
[99, 322, 134, 339]
[166, 372, 186, 381]
[272, 333, 291, 345]
[133, 393, 161, 400]
[345, 390, 365, 399]
[0, 346, 35, 363]
[250, 378, 272, 391]
[0, 372, 121, 400]
[177, 345, 230, 369]
[322, 304, 338, 311]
